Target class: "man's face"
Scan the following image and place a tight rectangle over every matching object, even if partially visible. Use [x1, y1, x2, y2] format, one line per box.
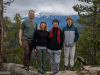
[28, 11, 35, 19]
[53, 22, 58, 27]
[67, 19, 72, 25]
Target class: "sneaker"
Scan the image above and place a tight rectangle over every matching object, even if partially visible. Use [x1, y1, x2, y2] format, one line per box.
[54, 72, 59, 75]
[63, 66, 68, 71]
[70, 67, 75, 71]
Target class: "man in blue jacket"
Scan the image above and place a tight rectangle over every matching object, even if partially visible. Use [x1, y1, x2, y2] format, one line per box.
[63, 16, 79, 71]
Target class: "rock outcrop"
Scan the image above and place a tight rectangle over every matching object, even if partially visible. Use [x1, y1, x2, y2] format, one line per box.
[3, 63, 38, 75]
[76, 66, 100, 75]
[55, 65, 100, 75]
[1, 63, 100, 75]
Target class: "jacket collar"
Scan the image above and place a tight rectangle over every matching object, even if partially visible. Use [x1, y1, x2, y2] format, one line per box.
[66, 23, 73, 28]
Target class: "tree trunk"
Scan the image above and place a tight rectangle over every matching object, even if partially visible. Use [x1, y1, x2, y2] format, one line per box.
[0, 0, 4, 71]
[93, 5, 98, 65]
[94, 48, 97, 64]
[14, 34, 17, 48]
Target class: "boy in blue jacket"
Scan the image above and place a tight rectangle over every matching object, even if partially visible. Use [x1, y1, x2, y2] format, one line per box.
[63, 16, 79, 71]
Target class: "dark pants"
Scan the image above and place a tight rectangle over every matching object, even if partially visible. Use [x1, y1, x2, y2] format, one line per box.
[37, 49, 47, 74]
[22, 39, 33, 68]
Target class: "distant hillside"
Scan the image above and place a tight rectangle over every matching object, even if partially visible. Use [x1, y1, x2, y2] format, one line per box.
[23, 15, 81, 30]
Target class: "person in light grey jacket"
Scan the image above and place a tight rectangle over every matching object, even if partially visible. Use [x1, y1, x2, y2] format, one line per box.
[62, 16, 79, 71]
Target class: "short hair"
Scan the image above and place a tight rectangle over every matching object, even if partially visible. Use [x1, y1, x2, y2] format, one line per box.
[52, 19, 59, 25]
[28, 10, 35, 14]
[37, 21, 48, 31]
[66, 16, 73, 21]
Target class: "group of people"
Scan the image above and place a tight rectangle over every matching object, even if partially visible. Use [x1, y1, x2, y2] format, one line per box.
[19, 10, 79, 75]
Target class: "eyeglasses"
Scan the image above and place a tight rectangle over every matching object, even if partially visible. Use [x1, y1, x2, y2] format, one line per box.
[29, 13, 34, 15]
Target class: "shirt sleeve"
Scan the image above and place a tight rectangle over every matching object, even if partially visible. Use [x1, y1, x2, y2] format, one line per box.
[74, 27, 79, 42]
[33, 30, 38, 49]
[35, 22, 38, 29]
[60, 30, 64, 49]
[37, 23, 38, 29]
[20, 21, 25, 30]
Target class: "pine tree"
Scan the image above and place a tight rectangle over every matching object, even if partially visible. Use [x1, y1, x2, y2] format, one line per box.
[3, 14, 22, 49]
[13, 13, 22, 48]
[3, 16, 13, 48]
[3, 15, 23, 63]
[73, 0, 100, 65]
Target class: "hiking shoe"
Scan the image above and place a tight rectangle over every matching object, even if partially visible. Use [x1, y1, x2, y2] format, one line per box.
[63, 66, 68, 71]
[21, 66, 29, 71]
[70, 67, 75, 71]
[25, 67, 29, 71]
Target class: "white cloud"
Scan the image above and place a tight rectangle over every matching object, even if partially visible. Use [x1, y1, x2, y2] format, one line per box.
[3, 0, 83, 20]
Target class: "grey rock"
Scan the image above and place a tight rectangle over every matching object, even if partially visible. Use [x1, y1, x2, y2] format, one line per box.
[3, 63, 38, 75]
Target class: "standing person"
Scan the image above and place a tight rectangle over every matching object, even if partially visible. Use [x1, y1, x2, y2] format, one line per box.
[47, 19, 63, 75]
[63, 16, 79, 71]
[33, 21, 48, 74]
[19, 10, 37, 71]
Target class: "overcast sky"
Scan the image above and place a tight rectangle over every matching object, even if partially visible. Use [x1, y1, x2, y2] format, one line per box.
[3, 0, 84, 21]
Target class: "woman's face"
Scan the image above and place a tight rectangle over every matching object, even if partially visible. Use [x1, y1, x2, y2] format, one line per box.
[41, 23, 46, 30]
[53, 22, 58, 27]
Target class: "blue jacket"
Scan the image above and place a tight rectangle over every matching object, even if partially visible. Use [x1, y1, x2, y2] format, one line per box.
[62, 24, 79, 47]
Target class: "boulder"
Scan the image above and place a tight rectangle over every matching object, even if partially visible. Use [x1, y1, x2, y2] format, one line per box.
[3, 63, 38, 75]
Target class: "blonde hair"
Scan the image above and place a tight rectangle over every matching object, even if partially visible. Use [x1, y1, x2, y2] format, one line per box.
[37, 21, 48, 31]
[66, 16, 73, 21]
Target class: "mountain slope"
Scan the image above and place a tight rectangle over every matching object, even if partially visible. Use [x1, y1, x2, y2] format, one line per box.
[23, 15, 81, 30]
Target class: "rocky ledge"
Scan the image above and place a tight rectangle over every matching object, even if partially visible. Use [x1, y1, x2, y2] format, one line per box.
[1, 63, 100, 75]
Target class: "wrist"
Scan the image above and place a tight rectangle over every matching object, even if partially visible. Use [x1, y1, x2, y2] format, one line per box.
[19, 40, 21, 42]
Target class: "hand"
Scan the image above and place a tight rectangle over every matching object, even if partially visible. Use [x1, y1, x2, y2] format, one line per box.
[19, 41, 22, 46]
[34, 49, 37, 53]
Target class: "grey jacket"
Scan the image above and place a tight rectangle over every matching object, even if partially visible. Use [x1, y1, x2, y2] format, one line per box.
[62, 24, 79, 47]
